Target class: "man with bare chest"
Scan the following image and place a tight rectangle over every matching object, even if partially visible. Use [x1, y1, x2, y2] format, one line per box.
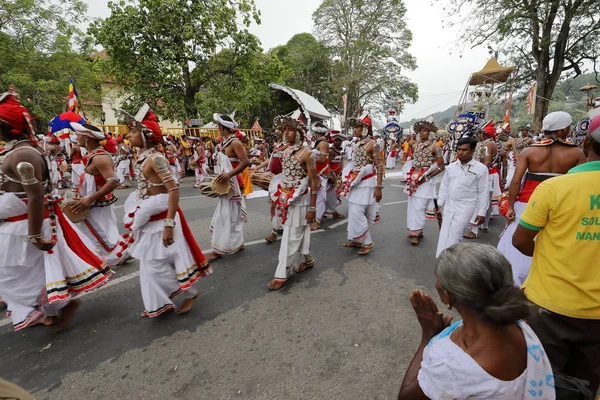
[498, 111, 585, 285]
[208, 113, 249, 261]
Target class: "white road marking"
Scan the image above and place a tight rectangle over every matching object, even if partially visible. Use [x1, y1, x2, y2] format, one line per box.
[329, 219, 348, 229]
[115, 194, 208, 209]
[382, 200, 408, 206]
[244, 190, 268, 199]
[390, 184, 405, 188]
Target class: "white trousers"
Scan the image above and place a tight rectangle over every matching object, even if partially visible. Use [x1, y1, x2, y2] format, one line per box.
[140, 255, 199, 317]
[274, 202, 312, 280]
[497, 201, 532, 286]
[407, 195, 434, 237]
[0, 259, 68, 330]
[435, 208, 474, 257]
[347, 201, 377, 244]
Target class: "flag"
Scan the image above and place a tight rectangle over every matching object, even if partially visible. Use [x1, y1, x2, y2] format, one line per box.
[68, 77, 80, 114]
[527, 82, 537, 115]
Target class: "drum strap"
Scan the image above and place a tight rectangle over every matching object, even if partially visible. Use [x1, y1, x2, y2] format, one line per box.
[83, 219, 116, 253]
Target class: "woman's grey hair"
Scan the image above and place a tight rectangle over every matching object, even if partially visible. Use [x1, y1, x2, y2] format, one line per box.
[436, 243, 531, 325]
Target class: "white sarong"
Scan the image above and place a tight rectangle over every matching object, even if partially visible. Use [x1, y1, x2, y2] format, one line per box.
[344, 164, 378, 244]
[497, 201, 532, 286]
[386, 152, 397, 169]
[71, 162, 85, 188]
[123, 193, 212, 317]
[77, 174, 124, 266]
[273, 180, 312, 280]
[116, 159, 131, 187]
[0, 193, 112, 330]
[210, 153, 247, 255]
[405, 177, 437, 238]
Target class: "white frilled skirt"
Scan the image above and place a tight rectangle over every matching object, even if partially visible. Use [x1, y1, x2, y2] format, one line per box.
[497, 201, 532, 286]
[274, 193, 312, 280]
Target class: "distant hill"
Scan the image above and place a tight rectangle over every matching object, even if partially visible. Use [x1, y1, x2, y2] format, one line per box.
[400, 105, 457, 129]
[400, 72, 599, 129]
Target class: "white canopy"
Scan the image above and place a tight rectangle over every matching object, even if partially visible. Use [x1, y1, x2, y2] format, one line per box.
[269, 83, 331, 120]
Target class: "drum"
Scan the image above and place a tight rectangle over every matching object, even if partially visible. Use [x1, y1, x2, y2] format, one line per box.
[60, 199, 89, 223]
[199, 181, 219, 198]
[211, 178, 232, 196]
[59, 163, 71, 172]
[250, 172, 274, 190]
[189, 159, 196, 170]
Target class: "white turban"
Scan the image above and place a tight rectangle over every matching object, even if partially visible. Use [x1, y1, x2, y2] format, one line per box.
[70, 122, 105, 140]
[213, 113, 236, 130]
[542, 111, 572, 132]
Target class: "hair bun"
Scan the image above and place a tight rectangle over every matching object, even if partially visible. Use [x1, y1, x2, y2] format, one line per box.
[478, 285, 532, 325]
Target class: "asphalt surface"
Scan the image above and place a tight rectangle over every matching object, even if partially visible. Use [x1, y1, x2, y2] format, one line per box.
[0, 166, 504, 399]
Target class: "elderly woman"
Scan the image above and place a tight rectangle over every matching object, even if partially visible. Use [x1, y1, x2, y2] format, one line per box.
[398, 243, 555, 400]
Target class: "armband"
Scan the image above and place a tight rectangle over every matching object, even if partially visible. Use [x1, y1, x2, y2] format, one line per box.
[106, 177, 120, 183]
[158, 172, 176, 184]
[153, 154, 170, 174]
[16, 162, 39, 186]
[168, 187, 179, 193]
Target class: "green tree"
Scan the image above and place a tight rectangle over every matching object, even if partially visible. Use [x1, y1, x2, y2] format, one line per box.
[0, 0, 101, 131]
[194, 32, 285, 127]
[89, 0, 260, 123]
[271, 33, 336, 109]
[313, 0, 418, 121]
[440, 0, 600, 132]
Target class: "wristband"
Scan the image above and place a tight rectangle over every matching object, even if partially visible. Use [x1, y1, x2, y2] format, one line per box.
[164, 219, 176, 228]
[308, 207, 317, 213]
[375, 185, 384, 189]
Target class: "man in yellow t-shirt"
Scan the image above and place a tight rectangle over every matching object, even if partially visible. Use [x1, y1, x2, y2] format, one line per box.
[513, 114, 600, 394]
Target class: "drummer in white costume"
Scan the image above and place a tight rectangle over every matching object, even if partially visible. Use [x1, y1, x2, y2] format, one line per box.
[0, 90, 112, 332]
[208, 113, 249, 261]
[340, 114, 384, 255]
[310, 121, 331, 231]
[69, 122, 124, 266]
[267, 116, 319, 291]
[122, 105, 212, 318]
[115, 137, 133, 188]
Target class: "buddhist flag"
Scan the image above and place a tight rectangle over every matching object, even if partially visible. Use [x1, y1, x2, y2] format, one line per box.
[68, 77, 80, 114]
[527, 82, 537, 115]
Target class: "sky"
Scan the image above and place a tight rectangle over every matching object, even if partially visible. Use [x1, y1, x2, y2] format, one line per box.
[82, 0, 492, 122]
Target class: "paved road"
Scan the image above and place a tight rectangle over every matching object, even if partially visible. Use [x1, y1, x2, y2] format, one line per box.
[0, 169, 504, 399]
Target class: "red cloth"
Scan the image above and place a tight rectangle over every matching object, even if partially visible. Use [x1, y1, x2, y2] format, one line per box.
[53, 202, 108, 273]
[230, 160, 244, 188]
[330, 161, 342, 175]
[517, 179, 542, 203]
[142, 110, 163, 144]
[104, 137, 118, 154]
[269, 157, 282, 174]
[149, 208, 209, 271]
[0, 94, 28, 135]
[72, 151, 82, 164]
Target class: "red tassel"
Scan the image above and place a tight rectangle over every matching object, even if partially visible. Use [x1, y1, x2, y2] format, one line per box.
[128, 237, 134, 243]
[116, 252, 123, 258]
[118, 241, 125, 246]
[128, 213, 135, 218]
[47, 250, 54, 254]
[124, 223, 131, 229]
[122, 233, 129, 239]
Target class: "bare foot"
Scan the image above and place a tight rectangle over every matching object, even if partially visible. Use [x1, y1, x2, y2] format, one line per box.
[31, 316, 57, 327]
[343, 240, 362, 248]
[358, 243, 374, 255]
[267, 278, 287, 291]
[463, 232, 479, 239]
[410, 237, 420, 245]
[206, 253, 222, 262]
[481, 228, 488, 233]
[295, 261, 315, 273]
[310, 222, 321, 231]
[140, 311, 149, 318]
[264, 233, 277, 244]
[332, 212, 346, 219]
[176, 294, 200, 315]
[52, 299, 81, 333]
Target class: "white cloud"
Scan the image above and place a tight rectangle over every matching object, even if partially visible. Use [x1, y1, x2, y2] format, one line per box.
[81, 0, 494, 121]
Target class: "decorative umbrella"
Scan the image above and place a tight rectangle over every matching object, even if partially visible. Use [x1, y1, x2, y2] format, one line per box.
[48, 111, 86, 138]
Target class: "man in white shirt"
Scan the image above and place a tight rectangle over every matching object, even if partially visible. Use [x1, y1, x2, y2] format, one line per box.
[435, 137, 489, 257]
